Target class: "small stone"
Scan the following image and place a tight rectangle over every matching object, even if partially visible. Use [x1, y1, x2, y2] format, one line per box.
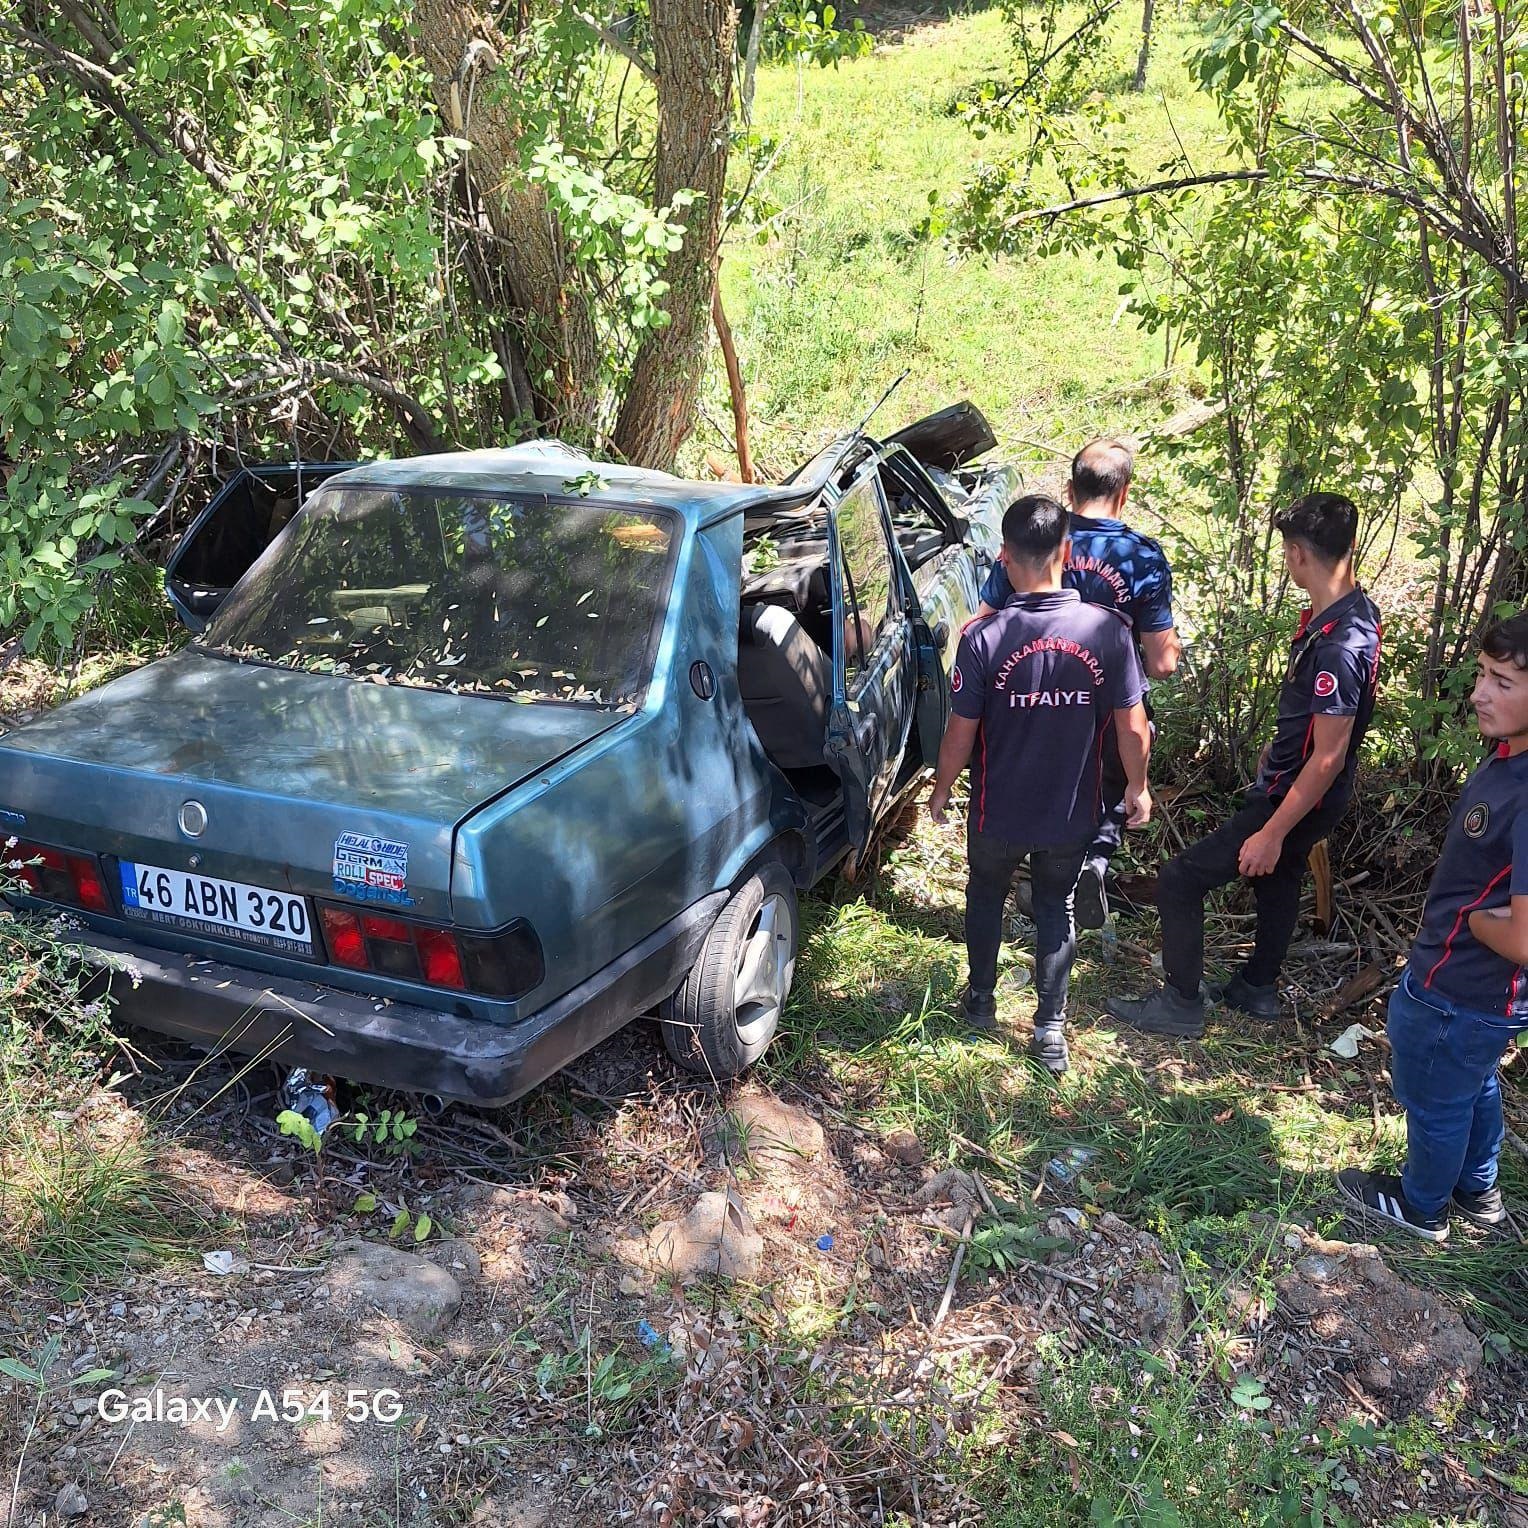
[109, 1302, 126, 1318]
[56, 1483, 88, 1518]
[640, 1189, 764, 1281]
[323, 1239, 463, 1335]
[716, 1094, 824, 1165]
[883, 1128, 924, 1166]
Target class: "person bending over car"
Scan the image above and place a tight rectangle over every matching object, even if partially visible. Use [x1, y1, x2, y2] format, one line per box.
[929, 493, 1152, 1073]
[976, 439, 1180, 930]
[1107, 492, 1381, 1038]
[1337, 613, 1528, 1241]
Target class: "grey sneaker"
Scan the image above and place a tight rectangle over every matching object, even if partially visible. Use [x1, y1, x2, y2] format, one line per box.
[1028, 1021, 1069, 1074]
[1209, 972, 1280, 1021]
[1106, 983, 1205, 1038]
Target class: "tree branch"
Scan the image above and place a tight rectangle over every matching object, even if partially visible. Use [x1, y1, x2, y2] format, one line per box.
[229, 360, 446, 451]
[571, 7, 656, 84]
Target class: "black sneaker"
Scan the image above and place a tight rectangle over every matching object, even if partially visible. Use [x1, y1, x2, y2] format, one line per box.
[1074, 864, 1108, 932]
[1336, 1168, 1449, 1243]
[1452, 1184, 1507, 1229]
[962, 985, 997, 1031]
[1209, 972, 1280, 1021]
[1106, 984, 1205, 1038]
[1028, 1021, 1069, 1074]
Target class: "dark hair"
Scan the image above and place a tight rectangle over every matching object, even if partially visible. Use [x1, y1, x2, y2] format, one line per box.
[1273, 492, 1358, 563]
[1002, 493, 1068, 566]
[1482, 612, 1528, 670]
[1070, 438, 1134, 505]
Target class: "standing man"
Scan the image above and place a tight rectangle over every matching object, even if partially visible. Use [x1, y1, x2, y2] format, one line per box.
[977, 439, 1181, 928]
[929, 494, 1152, 1073]
[1107, 492, 1381, 1038]
[1337, 614, 1528, 1240]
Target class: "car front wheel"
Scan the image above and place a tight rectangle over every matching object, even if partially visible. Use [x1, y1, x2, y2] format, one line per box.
[660, 863, 798, 1080]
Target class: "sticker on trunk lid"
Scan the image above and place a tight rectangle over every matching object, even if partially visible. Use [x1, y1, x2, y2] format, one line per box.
[332, 833, 412, 905]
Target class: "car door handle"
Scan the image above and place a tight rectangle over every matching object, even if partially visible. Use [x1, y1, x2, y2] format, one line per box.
[931, 620, 950, 653]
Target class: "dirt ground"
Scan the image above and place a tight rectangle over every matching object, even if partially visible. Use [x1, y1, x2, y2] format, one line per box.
[3, 1012, 1524, 1527]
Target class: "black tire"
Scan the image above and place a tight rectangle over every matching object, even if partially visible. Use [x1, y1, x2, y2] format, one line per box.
[660, 863, 798, 1079]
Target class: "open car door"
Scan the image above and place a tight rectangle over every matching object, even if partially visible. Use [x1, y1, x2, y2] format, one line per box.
[823, 462, 918, 859]
[165, 461, 353, 631]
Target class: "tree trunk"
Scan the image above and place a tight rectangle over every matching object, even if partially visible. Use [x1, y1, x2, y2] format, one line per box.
[1132, 0, 1154, 92]
[609, 0, 739, 470]
[411, 0, 603, 438]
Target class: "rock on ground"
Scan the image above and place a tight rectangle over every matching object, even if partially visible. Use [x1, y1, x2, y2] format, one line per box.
[322, 1238, 463, 1335]
[1277, 1235, 1482, 1417]
[714, 1093, 824, 1166]
[638, 1190, 764, 1281]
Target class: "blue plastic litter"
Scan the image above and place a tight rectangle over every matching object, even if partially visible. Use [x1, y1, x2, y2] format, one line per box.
[816, 1233, 835, 1251]
[637, 1320, 662, 1347]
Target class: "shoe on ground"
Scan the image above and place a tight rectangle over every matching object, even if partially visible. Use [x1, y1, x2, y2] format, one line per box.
[1028, 1021, 1069, 1074]
[1074, 864, 1108, 932]
[1452, 1183, 1507, 1229]
[1336, 1167, 1449, 1242]
[1106, 984, 1205, 1038]
[962, 985, 997, 1031]
[1208, 972, 1280, 1021]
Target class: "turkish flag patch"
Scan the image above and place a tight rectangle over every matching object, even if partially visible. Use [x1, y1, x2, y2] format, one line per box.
[1314, 670, 1338, 698]
[951, 666, 964, 694]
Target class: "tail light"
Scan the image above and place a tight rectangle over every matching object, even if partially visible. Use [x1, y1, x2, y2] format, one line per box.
[4, 839, 110, 913]
[318, 904, 542, 999]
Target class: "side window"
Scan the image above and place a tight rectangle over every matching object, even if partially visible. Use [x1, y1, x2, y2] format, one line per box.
[835, 472, 899, 686]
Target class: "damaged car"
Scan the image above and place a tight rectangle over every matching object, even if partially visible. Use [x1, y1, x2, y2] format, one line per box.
[0, 406, 1014, 1107]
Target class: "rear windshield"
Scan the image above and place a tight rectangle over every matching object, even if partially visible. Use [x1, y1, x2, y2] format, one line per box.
[198, 487, 676, 707]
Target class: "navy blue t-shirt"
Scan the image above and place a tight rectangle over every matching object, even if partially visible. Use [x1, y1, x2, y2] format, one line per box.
[1408, 744, 1528, 1018]
[951, 590, 1146, 846]
[1256, 588, 1382, 807]
[979, 514, 1175, 633]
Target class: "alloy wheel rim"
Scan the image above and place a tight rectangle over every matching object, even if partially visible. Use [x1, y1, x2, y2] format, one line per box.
[732, 893, 793, 1045]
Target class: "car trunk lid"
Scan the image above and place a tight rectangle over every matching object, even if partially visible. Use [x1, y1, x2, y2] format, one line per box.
[0, 650, 620, 924]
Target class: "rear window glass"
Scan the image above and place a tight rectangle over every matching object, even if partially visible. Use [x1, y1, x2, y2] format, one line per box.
[198, 488, 676, 708]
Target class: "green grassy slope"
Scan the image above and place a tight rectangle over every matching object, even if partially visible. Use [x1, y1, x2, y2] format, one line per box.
[710, 5, 1233, 470]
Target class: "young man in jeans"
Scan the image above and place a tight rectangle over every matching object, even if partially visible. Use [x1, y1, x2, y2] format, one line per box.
[1107, 493, 1382, 1037]
[977, 439, 1181, 928]
[1338, 614, 1528, 1240]
[928, 494, 1152, 1072]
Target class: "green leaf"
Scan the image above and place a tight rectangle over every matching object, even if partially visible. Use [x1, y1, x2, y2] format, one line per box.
[412, 1213, 432, 1243]
[352, 1192, 378, 1213]
[0, 1358, 41, 1385]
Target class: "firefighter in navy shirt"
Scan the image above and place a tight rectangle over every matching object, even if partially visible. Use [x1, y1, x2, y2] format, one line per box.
[1109, 492, 1381, 1037]
[1337, 613, 1528, 1240]
[928, 494, 1152, 1074]
[977, 439, 1181, 929]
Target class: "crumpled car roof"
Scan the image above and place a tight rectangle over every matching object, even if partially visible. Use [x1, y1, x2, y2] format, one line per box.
[324, 439, 828, 526]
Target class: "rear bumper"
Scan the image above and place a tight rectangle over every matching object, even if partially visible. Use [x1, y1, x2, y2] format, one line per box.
[71, 892, 726, 1106]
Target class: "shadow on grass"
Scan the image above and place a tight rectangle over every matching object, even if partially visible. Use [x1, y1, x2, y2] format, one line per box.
[772, 889, 1528, 1352]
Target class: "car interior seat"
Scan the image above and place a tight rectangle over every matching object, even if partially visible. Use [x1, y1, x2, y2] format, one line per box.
[737, 601, 831, 771]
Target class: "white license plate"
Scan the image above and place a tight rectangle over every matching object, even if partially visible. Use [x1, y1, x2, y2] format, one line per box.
[118, 861, 314, 956]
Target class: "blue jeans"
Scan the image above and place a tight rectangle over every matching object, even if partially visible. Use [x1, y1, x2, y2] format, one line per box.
[1387, 969, 1527, 1217]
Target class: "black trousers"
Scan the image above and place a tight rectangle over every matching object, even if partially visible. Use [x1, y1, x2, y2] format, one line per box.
[1158, 790, 1347, 997]
[1086, 700, 1153, 882]
[966, 827, 1088, 1023]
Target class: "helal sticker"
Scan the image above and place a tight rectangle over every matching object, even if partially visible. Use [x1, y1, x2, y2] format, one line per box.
[332, 832, 412, 905]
